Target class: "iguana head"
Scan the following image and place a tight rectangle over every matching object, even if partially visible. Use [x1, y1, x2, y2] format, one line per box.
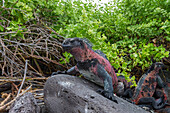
[147, 62, 164, 73]
[62, 38, 92, 61]
[116, 82, 124, 96]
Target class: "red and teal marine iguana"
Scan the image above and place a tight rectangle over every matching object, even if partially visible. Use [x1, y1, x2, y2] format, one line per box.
[52, 38, 119, 103]
[130, 62, 168, 109]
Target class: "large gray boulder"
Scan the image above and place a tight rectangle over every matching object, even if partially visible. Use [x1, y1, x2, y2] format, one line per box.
[44, 74, 149, 113]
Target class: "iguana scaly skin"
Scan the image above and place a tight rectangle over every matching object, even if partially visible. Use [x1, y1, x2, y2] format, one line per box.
[52, 38, 118, 103]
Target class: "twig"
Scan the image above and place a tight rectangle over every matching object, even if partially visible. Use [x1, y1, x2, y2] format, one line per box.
[30, 89, 43, 93]
[0, 93, 11, 106]
[0, 79, 22, 82]
[0, 16, 10, 22]
[40, 19, 65, 39]
[45, 39, 48, 58]
[29, 54, 67, 69]
[0, 64, 8, 76]
[0, 76, 47, 81]
[11, 42, 19, 77]
[33, 59, 43, 75]
[11, 82, 19, 92]
[0, 31, 39, 35]
[0, 85, 32, 112]
[2, 0, 5, 7]
[18, 53, 43, 76]
[37, 102, 44, 106]
[163, 57, 170, 63]
[17, 60, 28, 96]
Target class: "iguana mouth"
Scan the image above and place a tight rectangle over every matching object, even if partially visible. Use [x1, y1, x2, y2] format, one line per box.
[62, 44, 72, 51]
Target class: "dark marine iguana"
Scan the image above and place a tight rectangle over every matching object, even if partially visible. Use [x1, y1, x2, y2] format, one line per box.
[130, 62, 168, 110]
[52, 38, 119, 103]
[116, 75, 135, 98]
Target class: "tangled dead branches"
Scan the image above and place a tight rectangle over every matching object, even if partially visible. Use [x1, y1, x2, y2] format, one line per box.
[0, 25, 70, 77]
[0, 5, 74, 111]
[0, 25, 75, 112]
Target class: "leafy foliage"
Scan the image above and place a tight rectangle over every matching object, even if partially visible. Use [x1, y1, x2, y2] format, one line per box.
[1, 0, 169, 86]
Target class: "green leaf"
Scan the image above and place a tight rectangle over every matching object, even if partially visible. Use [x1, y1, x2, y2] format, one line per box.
[164, 51, 169, 57]
[0, 25, 4, 31]
[113, 63, 120, 69]
[133, 53, 138, 58]
[11, 9, 16, 15]
[122, 62, 127, 69]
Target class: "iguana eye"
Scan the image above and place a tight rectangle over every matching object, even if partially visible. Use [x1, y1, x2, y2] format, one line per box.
[71, 40, 80, 46]
[70, 40, 75, 43]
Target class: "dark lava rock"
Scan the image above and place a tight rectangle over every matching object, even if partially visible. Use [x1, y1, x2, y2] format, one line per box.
[9, 92, 40, 113]
[44, 74, 149, 113]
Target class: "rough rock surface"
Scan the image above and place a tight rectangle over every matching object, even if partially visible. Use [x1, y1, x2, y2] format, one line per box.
[9, 92, 40, 113]
[44, 74, 149, 113]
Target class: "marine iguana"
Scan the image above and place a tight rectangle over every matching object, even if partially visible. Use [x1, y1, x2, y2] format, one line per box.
[130, 62, 168, 110]
[117, 75, 135, 98]
[52, 38, 119, 103]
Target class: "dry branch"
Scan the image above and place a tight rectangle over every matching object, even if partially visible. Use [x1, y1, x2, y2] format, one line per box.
[0, 93, 11, 106]
[17, 60, 28, 96]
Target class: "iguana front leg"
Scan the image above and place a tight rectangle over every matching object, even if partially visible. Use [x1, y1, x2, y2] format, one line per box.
[51, 66, 79, 75]
[96, 64, 118, 103]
